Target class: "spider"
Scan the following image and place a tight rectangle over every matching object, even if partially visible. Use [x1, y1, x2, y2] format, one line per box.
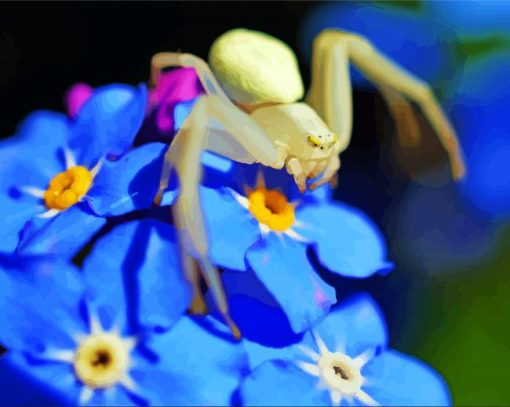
[151, 28, 466, 338]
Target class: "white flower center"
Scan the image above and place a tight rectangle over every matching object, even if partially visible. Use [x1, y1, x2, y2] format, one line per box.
[296, 331, 379, 406]
[74, 333, 130, 389]
[41, 315, 138, 405]
[318, 351, 363, 397]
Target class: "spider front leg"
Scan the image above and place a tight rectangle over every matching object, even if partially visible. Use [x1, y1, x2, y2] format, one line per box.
[156, 94, 287, 339]
[309, 153, 341, 191]
[307, 29, 466, 180]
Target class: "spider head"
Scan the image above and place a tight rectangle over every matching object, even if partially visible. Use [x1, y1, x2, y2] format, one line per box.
[251, 102, 337, 160]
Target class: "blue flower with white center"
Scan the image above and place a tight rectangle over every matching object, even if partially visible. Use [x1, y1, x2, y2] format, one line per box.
[152, 98, 390, 334]
[237, 294, 451, 406]
[0, 226, 247, 406]
[198, 165, 392, 334]
[0, 84, 172, 257]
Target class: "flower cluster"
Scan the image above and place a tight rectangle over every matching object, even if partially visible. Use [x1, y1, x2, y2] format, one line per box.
[0, 69, 450, 405]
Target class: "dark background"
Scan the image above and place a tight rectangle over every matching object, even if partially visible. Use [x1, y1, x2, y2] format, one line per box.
[2, 2, 507, 405]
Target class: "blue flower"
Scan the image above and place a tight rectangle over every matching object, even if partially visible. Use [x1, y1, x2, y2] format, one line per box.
[0, 234, 247, 406]
[0, 84, 171, 257]
[236, 294, 451, 406]
[82, 219, 191, 332]
[199, 164, 391, 334]
[146, 94, 389, 335]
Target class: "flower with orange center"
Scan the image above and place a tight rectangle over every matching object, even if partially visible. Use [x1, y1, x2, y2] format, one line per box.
[44, 166, 93, 210]
[247, 187, 295, 232]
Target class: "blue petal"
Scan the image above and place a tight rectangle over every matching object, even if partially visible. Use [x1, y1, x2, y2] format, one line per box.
[86, 143, 170, 216]
[1, 110, 70, 149]
[295, 201, 392, 278]
[363, 350, 451, 406]
[0, 112, 70, 194]
[83, 219, 190, 332]
[70, 84, 147, 166]
[17, 204, 106, 258]
[0, 352, 79, 406]
[301, 293, 389, 358]
[0, 255, 87, 353]
[0, 194, 41, 252]
[429, 0, 510, 36]
[202, 187, 261, 271]
[246, 233, 336, 334]
[103, 386, 135, 406]
[140, 315, 249, 406]
[239, 360, 329, 406]
[238, 294, 388, 371]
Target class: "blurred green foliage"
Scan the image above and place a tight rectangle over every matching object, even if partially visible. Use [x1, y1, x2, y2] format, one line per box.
[396, 225, 510, 406]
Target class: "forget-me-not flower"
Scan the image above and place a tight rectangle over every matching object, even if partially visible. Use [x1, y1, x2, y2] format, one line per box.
[0, 84, 171, 257]
[236, 294, 451, 406]
[198, 163, 392, 334]
[0, 227, 247, 406]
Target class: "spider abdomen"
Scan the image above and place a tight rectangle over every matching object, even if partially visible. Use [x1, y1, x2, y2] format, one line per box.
[209, 28, 304, 106]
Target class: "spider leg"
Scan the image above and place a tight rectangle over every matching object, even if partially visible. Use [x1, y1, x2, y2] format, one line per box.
[378, 85, 422, 148]
[159, 93, 287, 338]
[309, 154, 341, 190]
[307, 29, 466, 180]
[151, 52, 230, 100]
[152, 52, 235, 206]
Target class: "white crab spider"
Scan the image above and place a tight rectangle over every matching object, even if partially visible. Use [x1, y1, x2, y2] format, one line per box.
[151, 28, 466, 338]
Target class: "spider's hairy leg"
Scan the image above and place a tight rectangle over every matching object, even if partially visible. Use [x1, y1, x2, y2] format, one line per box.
[308, 29, 466, 180]
[159, 94, 287, 339]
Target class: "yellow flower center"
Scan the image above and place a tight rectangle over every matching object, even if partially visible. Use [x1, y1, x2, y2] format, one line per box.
[248, 187, 295, 232]
[44, 166, 93, 210]
[74, 333, 129, 389]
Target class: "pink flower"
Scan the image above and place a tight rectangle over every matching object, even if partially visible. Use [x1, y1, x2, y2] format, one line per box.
[148, 67, 204, 136]
[64, 83, 94, 117]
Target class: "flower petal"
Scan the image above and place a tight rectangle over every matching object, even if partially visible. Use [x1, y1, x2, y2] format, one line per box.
[235, 293, 388, 371]
[70, 83, 147, 166]
[2, 110, 70, 149]
[86, 143, 170, 216]
[246, 233, 336, 334]
[202, 187, 261, 271]
[362, 350, 451, 406]
[0, 194, 41, 252]
[139, 315, 249, 406]
[302, 293, 389, 358]
[296, 201, 392, 278]
[0, 255, 87, 353]
[0, 352, 79, 406]
[17, 204, 106, 258]
[238, 360, 329, 406]
[0, 111, 70, 194]
[83, 219, 190, 332]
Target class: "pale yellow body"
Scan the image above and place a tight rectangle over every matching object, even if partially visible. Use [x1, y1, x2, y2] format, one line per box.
[150, 28, 466, 338]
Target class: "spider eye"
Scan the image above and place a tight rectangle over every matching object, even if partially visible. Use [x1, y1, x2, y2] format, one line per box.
[307, 135, 322, 147]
